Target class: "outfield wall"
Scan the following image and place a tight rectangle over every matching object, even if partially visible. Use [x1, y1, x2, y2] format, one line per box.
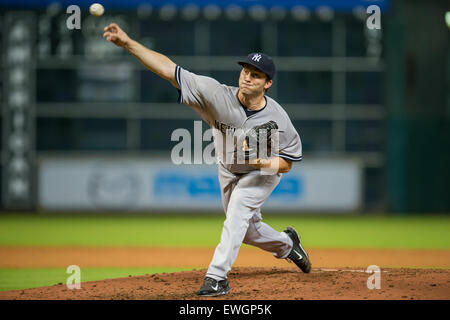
[38, 157, 362, 213]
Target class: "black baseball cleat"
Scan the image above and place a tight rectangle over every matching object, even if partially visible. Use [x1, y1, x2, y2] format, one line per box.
[284, 226, 312, 273]
[197, 277, 230, 297]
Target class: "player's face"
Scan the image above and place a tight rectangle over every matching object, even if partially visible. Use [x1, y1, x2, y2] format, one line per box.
[239, 65, 272, 95]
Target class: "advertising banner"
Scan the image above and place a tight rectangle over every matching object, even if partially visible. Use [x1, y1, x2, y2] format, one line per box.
[39, 158, 362, 212]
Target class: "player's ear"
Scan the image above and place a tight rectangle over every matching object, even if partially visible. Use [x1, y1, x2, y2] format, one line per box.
[264, 79, 273, 91]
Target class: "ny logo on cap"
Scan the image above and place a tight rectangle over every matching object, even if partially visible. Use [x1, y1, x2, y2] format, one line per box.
[252, 54, 262, 62]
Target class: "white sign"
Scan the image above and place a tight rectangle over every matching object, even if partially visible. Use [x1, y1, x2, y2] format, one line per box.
[38, 157, 362, 212]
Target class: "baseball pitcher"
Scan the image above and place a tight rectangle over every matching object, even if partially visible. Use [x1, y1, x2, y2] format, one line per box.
[103, 23, 311, 297]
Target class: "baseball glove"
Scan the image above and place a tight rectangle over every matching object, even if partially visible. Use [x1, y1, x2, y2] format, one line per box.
[243, 120, 279, 160]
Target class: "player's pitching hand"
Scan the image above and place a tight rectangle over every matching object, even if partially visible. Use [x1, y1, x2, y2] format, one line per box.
[103, 23, 131, 48]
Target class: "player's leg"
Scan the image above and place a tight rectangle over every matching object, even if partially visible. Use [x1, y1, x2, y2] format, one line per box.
[205, 171, 281, 282]
[243, 214, 293, 259]
[197, 163, 241, 296]
[204, 191, 257, 282]
[244, 214, 312, 273]
[217, 162, 239, 214]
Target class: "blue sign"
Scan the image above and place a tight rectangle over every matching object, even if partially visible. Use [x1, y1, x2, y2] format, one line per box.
[272, 176, 303, 199]
[153, 172, 221, 200]
[153, 171, 303, 202]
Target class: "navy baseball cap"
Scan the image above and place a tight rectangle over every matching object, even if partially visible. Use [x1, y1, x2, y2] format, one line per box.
[238, 53, 276, 80]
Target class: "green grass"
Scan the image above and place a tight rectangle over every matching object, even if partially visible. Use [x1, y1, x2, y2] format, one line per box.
[0, 267, 195, 291]
[263, 215, 450, 249]
[0, 213, 449, 249]
[0, 214, 223, 247]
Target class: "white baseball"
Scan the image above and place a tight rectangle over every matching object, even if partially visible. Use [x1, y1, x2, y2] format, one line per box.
[89, 3, 104, 17]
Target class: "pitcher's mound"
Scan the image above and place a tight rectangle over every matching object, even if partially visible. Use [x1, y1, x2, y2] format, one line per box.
[0, 267, 449, 300]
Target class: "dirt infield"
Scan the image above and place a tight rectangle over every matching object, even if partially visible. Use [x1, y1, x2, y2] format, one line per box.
[0, 247, 449, 300]
[0, 267, 449, 300]
[1, 247, 450, 268]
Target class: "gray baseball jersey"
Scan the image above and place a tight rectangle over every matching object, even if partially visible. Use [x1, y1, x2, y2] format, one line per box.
[175, 66, 302, 174]
[174, 65, 300, 281]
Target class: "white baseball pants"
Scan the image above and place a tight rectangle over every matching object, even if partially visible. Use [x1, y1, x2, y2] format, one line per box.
[206, 163, 293, 281]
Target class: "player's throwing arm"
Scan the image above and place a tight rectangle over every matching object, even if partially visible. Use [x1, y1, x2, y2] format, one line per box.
[103, 23, 179, 89]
